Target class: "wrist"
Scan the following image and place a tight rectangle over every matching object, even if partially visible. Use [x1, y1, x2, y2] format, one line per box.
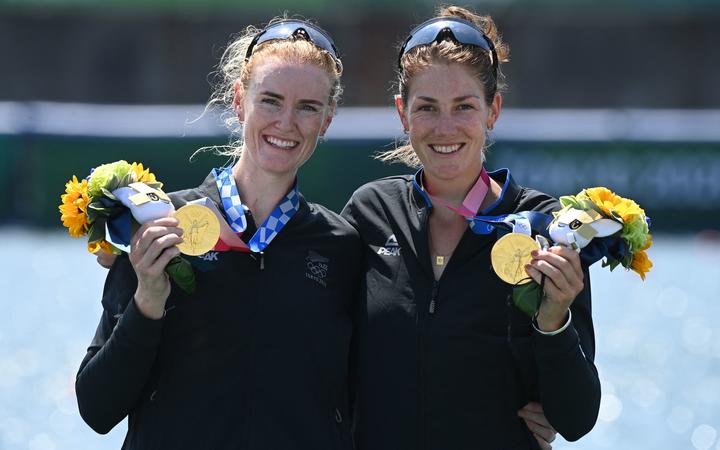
[533, 309, 572, 336]
[133, 287, 168, 320]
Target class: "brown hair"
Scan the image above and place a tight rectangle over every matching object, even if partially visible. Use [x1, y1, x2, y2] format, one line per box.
[201, 16, 343, 159]
[377, 6, 510, 168]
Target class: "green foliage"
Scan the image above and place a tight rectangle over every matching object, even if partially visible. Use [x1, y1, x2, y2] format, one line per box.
[166, 256, 196, 294]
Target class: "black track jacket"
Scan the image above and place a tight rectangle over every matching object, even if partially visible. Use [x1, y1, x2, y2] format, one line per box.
[76, 172, 362, 450]
[341, 169, 601, 450]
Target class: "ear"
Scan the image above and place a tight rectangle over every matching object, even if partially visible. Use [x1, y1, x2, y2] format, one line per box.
[319, 101, 336, 137]
[487, 93, 502, 130]
[233, 80, 245, 122]
[591, 218, 623, 237]
[394, 94, 409, 133]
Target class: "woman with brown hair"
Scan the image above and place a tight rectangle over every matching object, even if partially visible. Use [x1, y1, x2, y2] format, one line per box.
[342, 6, 600, 449]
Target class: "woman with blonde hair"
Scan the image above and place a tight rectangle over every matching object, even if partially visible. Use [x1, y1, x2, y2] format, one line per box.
[342, 6, 600, 449]
[76, 18, 361, 449]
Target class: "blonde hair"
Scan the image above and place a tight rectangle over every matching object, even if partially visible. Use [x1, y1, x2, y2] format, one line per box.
[200, 16, 343, 160]
[377, 6, 510, 168]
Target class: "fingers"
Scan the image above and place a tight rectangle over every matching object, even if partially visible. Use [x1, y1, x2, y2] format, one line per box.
[129, 218, 183, 278]
[534, 434, 553, 450]
[524, 416, 556, 443]
[518, 403, 557, 445]
[519, 401, 546, 416]
[96, 252, 118, 269]
[525, 246, 584, 302]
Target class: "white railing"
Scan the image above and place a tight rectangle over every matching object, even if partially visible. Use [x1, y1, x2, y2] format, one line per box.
[1, 101, 719, 142]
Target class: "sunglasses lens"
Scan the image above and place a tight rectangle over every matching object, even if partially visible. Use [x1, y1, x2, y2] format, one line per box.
[399, 18, 494, 68]
[248, 21, 338, 61]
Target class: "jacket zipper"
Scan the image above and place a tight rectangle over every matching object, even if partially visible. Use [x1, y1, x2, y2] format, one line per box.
[429, 281, 439, 314]
[243, 251, 265, 448]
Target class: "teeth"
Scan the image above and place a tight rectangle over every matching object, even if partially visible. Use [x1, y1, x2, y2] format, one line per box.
[266, 136, 298, 148]
[431, 144, 461, 154]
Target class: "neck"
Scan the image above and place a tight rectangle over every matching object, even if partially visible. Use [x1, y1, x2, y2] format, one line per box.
[232, 156, 296, 224]
[424, 167, 502, 214]
[423, 167, 481, 204]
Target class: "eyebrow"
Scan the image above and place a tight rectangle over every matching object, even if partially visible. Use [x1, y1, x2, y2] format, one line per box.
[259, 91, 325, 106]
[416, 95, 482, 103]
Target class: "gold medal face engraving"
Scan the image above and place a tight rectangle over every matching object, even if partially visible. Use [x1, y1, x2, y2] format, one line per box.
[175, 204, 221, 256]
[435, 256, 445, 266]
[490, 233, 539, 285]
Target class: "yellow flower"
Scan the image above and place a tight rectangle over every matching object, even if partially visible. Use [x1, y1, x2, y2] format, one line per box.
[584, 187, 646, 223]
[630, 249, 653, 280]
[88, 239, 116, 254]
[131, 162, 159, 185]
[59, 176, 90, 237]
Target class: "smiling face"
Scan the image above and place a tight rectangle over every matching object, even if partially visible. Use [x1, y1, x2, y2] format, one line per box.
[397, 63, 501, 187]
[235, 58, 334, 178]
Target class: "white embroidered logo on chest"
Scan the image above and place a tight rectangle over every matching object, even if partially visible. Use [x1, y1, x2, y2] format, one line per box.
[305, 251, 329, 287]
[376, 234, 402, 256]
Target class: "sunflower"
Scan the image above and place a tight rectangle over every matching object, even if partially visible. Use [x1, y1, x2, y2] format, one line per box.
[630, 249, 653, 280]
[131, 162, 160, 187]
[88, 239, 117, 255]
[59, 176, 90, 237]
[582, 187, 651, 255]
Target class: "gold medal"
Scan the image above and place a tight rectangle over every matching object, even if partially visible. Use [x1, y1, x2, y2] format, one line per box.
[490, 233, 538, 285]
[174, 204, 221, 256]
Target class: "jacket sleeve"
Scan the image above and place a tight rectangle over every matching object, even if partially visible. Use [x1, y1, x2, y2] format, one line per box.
[75, 254, 165, 434]
[533, 267, 601, 441]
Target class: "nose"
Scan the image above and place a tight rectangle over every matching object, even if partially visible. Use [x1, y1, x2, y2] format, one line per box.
[434, 111, 456, 136]
[275, 105, 295, 132]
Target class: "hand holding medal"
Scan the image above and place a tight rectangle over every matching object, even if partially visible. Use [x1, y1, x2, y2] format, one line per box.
[59, 160, 221, 293]
[490, 186, 653, 317]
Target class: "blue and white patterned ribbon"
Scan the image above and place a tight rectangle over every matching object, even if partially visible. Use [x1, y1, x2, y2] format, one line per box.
[213, 167, 300, 253]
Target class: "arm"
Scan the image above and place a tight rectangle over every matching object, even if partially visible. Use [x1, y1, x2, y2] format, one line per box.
[76, 256, 165, 433]
[530, 264, 601, 441]
[76, 217, 183, 433]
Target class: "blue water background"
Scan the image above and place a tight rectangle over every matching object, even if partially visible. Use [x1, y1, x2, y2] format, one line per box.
[0, 229, 718, 450]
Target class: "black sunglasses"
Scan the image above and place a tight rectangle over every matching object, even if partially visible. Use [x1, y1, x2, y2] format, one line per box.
[398, 17, 498, 73]
[245, 20, 340, 68]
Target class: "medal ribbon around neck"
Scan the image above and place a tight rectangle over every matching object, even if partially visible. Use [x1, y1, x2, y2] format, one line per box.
[213, 167, 300, 253]
[414, 168, 552, 236]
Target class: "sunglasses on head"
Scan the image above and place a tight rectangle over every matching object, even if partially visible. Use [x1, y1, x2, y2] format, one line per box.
[398, 17, 498, 73]
[245, 20, 340, 68]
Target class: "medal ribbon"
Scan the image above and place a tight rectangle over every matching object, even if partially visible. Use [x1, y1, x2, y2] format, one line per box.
[213, 167, 300, 253]
[413, 168, 552, 236]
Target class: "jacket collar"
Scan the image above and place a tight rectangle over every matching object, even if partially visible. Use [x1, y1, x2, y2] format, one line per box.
[196, 169, 310, 226]
[410, 167, 521, 216]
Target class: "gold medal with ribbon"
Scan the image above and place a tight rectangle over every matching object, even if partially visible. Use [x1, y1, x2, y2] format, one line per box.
[490, 233, 539, 285]
[175, 204, 221, 256]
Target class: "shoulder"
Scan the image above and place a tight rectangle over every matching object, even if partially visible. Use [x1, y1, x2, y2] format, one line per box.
[497, 169, 560, 215]
[304, 199, 360, 239]
[341, 174, 414, 226]
[515, 185, 560, 215]
[167, 171, 220, 209]
[349, 174, 413, 203]
[168, 186, 207, 209]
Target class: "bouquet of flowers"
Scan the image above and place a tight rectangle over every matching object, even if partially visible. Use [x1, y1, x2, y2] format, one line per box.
[554, 187, 652, 279]
[59, 160, 195, 293]
[511, 186, 652, 316]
